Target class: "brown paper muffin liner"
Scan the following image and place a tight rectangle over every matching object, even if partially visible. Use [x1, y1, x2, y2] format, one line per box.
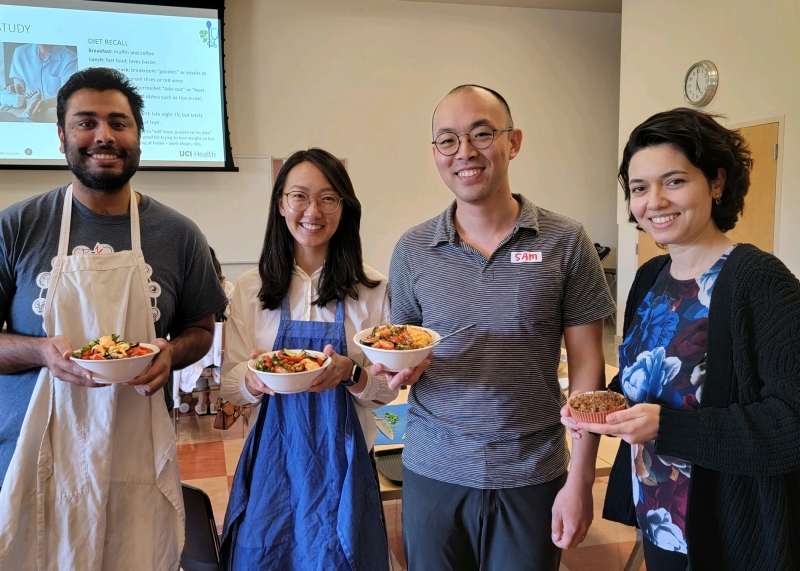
[568, 391, 628, 425]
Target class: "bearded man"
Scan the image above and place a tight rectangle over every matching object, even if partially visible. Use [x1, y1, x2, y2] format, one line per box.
[0, 67, 227, 570]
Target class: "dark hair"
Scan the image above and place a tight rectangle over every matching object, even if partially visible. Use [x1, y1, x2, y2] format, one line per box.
[619, 107, 752, 233]
[209, 247, 224, 282]
[258, 148, 380, 310]
[208, 247, 227, 321]
[433, 84, 514, 130]
[57, 67, 145, 137]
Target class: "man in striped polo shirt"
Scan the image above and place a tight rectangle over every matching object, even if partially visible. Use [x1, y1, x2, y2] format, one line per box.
[387, 85, 615, 570]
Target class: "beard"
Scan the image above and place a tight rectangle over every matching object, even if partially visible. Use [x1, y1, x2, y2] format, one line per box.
[64, 139, 141, 193]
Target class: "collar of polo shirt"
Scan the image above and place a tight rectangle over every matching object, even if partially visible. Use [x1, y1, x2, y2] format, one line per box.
[429, 193, 540, 247]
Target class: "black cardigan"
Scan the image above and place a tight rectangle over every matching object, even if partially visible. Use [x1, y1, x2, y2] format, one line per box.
[603, 244, 800, 570]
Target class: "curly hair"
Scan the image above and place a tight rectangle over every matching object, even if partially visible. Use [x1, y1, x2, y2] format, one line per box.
[619, 107, 753, 233]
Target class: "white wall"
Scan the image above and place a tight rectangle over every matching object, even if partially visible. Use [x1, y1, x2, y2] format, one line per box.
[615, 0, 800, 333]
[224, 0, 621, 275]
[0, 0, 621, 285]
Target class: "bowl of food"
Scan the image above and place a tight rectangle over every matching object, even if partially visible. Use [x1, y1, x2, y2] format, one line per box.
[70, 334, 160, 384]
[354, 324, 439, 372]
[248, 349, 332, 394]
[568, 390, 628, 424]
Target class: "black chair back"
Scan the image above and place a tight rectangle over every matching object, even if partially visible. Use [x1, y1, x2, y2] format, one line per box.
[594, 243, 611, 262]
[181, 483, 221, 571]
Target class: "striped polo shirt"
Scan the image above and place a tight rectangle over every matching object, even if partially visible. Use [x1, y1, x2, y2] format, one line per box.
[388, 194, 615, 489]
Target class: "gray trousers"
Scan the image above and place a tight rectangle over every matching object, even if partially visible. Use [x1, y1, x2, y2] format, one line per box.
[402, 467, 567, 571]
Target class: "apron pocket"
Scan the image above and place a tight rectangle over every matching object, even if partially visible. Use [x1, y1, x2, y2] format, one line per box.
[49, 420, 91, 499]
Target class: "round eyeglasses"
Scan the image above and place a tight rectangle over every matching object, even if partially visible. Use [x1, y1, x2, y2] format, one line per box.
[432, 126, 514, 156]
[282, 191, 343, 214]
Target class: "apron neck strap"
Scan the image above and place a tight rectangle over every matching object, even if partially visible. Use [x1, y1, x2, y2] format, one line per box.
[59, 184, 142, 256]
[334, 297, 345, 323]
[129, 188, 142, 251]
[57, 185, 74, 257]
[279, 294, 346, 323]
[280, 294, 292, 319]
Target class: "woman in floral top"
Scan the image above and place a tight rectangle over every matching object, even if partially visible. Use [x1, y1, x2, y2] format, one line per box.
[616, 248, 733, 557]
[562, 108, 800, 571]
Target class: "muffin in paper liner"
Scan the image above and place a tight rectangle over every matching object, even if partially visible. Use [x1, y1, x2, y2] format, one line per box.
[568, 390, 627, 424]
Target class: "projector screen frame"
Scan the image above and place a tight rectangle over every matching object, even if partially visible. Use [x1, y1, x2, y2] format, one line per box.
[0, 0, 238, 172]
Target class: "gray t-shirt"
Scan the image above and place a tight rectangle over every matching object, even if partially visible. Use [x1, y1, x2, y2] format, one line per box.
[0, 186, 228, 485]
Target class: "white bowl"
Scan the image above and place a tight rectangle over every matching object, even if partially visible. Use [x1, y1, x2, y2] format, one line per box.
[353, 326, 439, 372]
[248, 349, 332, 394]
[70, 343, 161, 384]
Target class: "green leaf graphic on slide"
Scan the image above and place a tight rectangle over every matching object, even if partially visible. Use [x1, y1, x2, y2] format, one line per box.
[199, 30, 208, 43]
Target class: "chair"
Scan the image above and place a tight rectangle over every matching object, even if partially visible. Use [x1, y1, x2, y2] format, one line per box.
[623, 529, 645, 571]
[181, 483, 221, 571]
[594, 242, 611, 261]
[594, 243, 617, 287]
[594, 243, 617, 324]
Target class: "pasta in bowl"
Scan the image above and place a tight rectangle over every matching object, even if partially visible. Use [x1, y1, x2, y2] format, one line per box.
[354, 325, 439, 372]
[69, 334, 160, 384]
[248, 349, 332, 394]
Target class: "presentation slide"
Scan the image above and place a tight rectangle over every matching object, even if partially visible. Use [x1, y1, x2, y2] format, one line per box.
[0, 0, 228, 168]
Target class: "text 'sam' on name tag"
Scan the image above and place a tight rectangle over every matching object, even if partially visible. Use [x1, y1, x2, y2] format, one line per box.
[511, 251, 543, 263]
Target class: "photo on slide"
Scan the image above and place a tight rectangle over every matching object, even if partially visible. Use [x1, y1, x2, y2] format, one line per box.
[0, 43, 78, 124]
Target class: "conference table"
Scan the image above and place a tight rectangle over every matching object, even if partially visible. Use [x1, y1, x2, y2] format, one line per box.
[375, 362, 621, 501]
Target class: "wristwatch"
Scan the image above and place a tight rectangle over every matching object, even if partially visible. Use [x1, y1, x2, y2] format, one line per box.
[342, 359, 361, 387]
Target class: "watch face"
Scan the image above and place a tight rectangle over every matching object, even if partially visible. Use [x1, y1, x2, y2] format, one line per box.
[685, 65, 709, 103]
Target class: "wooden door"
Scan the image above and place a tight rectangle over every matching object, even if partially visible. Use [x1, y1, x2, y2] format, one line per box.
[637, 121, 779, 266]
[637, 230, 667, 266]
[726, 122, 779, 252]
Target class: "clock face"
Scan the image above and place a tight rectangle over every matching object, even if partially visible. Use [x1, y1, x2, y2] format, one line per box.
[685, 65, 710, 103]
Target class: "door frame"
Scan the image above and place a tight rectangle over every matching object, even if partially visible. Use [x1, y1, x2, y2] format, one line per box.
[728, 115, 785, 256]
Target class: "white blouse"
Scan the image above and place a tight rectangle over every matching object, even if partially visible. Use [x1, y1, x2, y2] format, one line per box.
[220, 264, 398, 448]
[222, 279, 235, 318]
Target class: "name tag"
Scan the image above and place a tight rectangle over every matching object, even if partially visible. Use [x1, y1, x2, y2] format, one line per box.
[511, 251, 542, 263]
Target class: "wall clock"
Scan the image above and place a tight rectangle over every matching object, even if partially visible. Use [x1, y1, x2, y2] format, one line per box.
[684, 60, 719, 107]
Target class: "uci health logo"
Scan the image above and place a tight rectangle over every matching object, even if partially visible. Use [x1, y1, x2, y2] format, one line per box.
[199, 21, 218, 48]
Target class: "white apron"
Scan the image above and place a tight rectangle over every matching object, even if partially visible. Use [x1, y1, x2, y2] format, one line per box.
[0, 186, 184, 570]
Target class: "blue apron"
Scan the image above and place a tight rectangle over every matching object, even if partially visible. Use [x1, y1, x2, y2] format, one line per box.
[220, 296, 388, 571]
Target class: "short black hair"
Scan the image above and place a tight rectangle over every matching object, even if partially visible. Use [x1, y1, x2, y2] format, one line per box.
[433, 84, 514, 131]
[619, 107, 752, 233]
[57, 67, 145, 136]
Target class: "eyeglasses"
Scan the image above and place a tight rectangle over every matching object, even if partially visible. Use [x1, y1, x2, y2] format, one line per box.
[282, 191, 343, 214]
[432, 126, 514, 156]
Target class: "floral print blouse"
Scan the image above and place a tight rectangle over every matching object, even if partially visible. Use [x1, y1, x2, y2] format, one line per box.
[618, 246, 735, 553]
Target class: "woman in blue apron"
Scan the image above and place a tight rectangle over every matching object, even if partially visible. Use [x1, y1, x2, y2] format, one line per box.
[220, 148, 409, 570]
